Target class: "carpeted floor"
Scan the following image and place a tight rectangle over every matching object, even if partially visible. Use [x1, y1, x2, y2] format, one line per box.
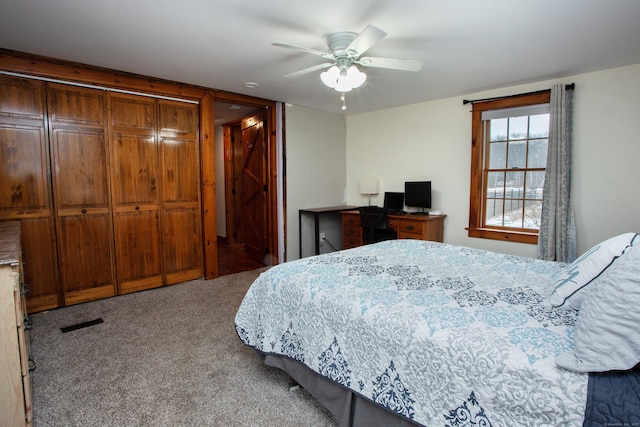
[29, 268, 338, 427]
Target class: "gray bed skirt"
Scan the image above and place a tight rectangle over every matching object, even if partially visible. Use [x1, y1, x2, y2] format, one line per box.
[259, 352, 422, 427]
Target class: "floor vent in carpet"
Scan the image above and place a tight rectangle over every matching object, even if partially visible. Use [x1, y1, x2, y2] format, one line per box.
[60, 318, 104, 333]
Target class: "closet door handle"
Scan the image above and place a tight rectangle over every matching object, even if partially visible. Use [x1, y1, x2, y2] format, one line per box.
[81, 209, 87, 214]
[135, 206, 140, 211]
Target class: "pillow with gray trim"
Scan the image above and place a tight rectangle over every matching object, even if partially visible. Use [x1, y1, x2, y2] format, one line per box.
[548, 232, 638, 310]
[556, 242, 640, 372]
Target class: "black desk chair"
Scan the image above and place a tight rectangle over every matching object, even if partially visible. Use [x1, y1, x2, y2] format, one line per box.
[359, 206, 398, 245]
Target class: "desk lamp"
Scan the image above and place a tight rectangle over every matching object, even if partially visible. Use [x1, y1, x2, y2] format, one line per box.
[359, 179, 379, 206]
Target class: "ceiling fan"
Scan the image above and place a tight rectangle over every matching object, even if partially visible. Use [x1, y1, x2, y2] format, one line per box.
[273, 25, 423, 104]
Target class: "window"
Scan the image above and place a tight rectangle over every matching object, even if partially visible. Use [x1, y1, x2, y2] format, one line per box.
[468, 91, 550, 244]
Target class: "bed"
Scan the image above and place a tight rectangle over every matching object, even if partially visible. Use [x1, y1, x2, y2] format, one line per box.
[235, 238, 640, 426]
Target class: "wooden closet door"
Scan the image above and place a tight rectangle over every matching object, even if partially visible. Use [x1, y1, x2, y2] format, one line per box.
[109, 93, 163, 294]
[158, 100, 202, 284]
[0, 76, 60, 311]
[48, 84, 116, 305]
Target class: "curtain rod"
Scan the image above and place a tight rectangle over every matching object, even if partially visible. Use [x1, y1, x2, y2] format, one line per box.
[462, 83, 574, 105]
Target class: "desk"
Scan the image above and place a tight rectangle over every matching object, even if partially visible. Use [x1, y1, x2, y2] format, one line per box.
[342, 210, 446, 249]
[299, 205, 358, 257]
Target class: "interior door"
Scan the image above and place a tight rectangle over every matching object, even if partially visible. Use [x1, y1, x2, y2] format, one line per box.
[0, 76, 60, 311]
[109, 93, 163, 294]
[240, 112, 268, 263]
[158, 100, 203, 285]
[48, 84, 117, 305]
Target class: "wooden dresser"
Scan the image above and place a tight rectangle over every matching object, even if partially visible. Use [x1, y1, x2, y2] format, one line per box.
[0, 222, 33, 426]
[342, 210, 445, 249]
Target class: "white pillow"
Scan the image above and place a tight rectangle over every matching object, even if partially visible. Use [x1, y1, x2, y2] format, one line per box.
[548, 232, 638, 310]
[556, 242, 640, 372]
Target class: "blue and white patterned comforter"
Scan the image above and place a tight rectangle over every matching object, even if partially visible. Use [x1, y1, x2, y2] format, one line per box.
[235, 240, 588, 426]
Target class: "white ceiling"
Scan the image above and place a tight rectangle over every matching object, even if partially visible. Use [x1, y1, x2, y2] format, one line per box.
[1, 0, 639, 115]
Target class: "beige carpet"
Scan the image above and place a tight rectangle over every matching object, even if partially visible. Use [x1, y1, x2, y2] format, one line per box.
[29, 269, 337, 426]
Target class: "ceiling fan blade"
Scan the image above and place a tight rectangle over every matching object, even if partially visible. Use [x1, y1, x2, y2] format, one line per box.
[357, 56, 423, 72]
[272, 42, 335, 60]
[346, 25, 387, 58]
[284, 62, 333, 78]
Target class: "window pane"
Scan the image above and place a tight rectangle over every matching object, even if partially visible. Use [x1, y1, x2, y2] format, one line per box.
[528, 139, 548, 168]
[509, 116, 528, 139]
[490, 118, 507, 141]
[529, 114, 550, 138]
[503, 197, 524, 229]
[485, 198, 504, 226]
[486, 171, 504, 198]
[507, 140, 526, 169]
[526, 171, 545, 200]
[489, 142, 506, 169]
[524, 200, 542, 229]
[505, 170, 524, 192]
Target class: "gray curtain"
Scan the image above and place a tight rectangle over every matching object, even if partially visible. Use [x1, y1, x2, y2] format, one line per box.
[537, 84, 576, 262]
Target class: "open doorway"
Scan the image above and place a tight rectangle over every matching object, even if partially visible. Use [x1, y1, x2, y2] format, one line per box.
[213, 100, 274, 275]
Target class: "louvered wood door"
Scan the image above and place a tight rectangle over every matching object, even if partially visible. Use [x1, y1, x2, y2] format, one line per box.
[109, 93, 164, 294]
[158, 100, 202, 284]
[0, 75, 60, 311]
[48, 83, 117, 305]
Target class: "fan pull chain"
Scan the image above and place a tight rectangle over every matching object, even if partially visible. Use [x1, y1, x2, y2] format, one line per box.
[341, 93, 347, 111]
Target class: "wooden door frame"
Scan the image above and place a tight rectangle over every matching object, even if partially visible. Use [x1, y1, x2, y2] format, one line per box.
[208, 92, 279, 267]
[0, 49, 281, 281]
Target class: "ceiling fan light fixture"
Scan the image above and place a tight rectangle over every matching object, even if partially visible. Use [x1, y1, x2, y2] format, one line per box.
[321, 64, 366, 92]
[320, 65, 340, 88]
[334, 73, 354, 92]
[346, 64, 366, 88]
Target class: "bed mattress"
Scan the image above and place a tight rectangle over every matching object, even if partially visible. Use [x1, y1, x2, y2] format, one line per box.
[236, 240, 590, 426]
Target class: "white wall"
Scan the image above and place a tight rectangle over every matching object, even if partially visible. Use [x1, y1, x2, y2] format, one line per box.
[570, 64, 640, 253]
[285, 104, 347, 260]
[346, 63, 640, 258]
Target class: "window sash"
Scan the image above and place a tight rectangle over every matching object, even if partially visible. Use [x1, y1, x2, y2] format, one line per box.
[481, 115, 547, 232]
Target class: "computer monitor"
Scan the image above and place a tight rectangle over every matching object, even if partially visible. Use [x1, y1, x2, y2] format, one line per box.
[383, 192, 405, 213]
[404, 181, 431, 213]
